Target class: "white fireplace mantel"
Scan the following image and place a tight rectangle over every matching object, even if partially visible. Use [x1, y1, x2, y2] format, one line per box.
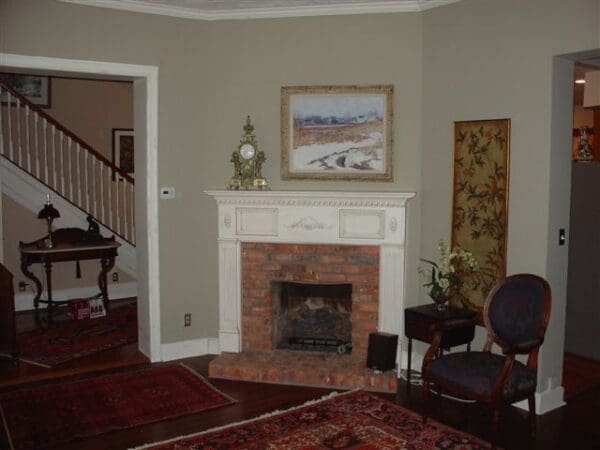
[206, 190, 415, 359]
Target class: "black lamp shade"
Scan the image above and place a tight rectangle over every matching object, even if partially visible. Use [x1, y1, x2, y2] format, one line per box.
[37, 203, 60, 220]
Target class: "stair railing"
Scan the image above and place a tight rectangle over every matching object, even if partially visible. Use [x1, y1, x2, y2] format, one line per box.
[0, 81, 135, 245]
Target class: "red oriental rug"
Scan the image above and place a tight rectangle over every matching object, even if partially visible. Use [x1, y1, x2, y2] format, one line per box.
[134, 390, 492, 450]
[15, 303, 137, 367]
[0, 364, 236, 450]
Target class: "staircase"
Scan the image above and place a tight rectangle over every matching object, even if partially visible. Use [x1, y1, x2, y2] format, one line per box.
[0, 81, 136, 278]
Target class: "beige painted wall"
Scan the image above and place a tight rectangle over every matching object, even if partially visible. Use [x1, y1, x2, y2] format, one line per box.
[0, 0, 423, 342]
[422, 0, 599, 392]
[47, 77, 133, 161]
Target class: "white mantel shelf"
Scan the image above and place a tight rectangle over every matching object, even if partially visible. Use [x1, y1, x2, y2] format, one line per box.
[205, 189, 415, 362]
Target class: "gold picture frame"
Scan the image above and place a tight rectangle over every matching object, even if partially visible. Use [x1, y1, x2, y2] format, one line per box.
[451, 118, 511, 314]
[281, 85, 393, 181]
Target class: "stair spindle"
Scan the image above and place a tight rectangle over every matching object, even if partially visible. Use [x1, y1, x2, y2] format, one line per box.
[67, 137, 73, 201]
[7, 92, 14, 160]
[25, 105, 31, 173]
[92, 159, 97, 217]
[60, 132, 65, 194]
[16, 97, 22, 167]
[51, 125, 57, 189]
[107, 166, 113, 229]
[100, 163, 105, 225]
[43, 119, 48, 183]
[84, 150, 89, 212]
[34, 112, 40, 178]
[76, 143, 81, 206]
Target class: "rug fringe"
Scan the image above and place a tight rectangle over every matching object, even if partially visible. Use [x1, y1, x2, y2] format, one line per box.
[129, 389, 359, 450]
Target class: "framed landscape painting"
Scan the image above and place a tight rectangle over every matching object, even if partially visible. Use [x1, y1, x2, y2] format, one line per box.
[451, 118, 511, 315]
[281, 85, 393, 181]
[0, 73, 51, 108]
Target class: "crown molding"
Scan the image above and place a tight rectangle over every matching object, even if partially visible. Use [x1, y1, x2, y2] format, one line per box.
[58, 0, 462, 21]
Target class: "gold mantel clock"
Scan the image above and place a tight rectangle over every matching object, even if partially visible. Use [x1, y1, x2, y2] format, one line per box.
[228, 116, 268, 190]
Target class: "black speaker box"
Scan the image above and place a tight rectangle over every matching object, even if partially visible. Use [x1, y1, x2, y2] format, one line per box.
[366, 332, 398, 371]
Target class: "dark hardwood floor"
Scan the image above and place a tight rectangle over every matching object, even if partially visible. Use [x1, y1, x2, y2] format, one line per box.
[1, 306, 599, 449]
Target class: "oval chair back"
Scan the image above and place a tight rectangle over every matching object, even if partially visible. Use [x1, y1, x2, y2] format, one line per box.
[483, 274, 551, 356]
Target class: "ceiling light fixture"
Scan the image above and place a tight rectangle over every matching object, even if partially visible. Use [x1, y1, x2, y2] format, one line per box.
[575, 78, 586, 84]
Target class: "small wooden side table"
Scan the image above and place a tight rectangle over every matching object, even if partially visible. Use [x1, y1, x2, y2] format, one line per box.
[404, 304, 476, 385]
[19, 227, 119, 321]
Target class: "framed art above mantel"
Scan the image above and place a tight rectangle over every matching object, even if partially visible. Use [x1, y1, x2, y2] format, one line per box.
[281, 85, 393, 182]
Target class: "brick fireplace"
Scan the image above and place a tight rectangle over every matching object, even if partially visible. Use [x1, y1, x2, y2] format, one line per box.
[241, 243, 379, 359]
[205, 190, 414, 392]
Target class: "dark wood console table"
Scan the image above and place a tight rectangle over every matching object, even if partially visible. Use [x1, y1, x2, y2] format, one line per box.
[19, 227, 119, 316]
[404, 304, 476, 387]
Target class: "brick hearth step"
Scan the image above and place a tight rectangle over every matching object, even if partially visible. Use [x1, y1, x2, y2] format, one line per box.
[208, 350, 397, 393]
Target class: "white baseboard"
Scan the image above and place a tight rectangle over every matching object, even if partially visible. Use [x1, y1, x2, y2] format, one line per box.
[513, 386, 565, 415]
[161, 337, 220, 361]
[15, 281, 137, 312]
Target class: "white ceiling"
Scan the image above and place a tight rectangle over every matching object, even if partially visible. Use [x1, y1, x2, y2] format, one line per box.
[58, 0, 462, 20]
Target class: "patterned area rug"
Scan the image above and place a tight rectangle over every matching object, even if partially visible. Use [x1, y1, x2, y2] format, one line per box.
[16, 303, 137, 367]
[0, 364, 236, 450]
[135, 390, 491, 449]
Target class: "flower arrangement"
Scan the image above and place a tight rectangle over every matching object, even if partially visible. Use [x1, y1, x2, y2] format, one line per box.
[419, 241, 479, 310]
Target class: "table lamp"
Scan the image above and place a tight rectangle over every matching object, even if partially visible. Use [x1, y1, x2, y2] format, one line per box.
[37, 194, 60, 245]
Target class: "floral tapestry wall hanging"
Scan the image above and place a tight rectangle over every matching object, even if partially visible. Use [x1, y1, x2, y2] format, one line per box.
[451, 119, 510, 314]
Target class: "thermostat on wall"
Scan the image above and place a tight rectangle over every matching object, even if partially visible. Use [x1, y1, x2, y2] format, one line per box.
[160, 186, 176, 199]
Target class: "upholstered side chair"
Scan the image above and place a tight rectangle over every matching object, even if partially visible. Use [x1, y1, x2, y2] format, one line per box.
[421, 273, 551, 435]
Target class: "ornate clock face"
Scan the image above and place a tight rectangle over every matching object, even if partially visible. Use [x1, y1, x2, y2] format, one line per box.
[240, 143, 256, 160]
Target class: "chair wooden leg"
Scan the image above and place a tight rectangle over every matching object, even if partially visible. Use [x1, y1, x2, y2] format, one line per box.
[528, 394, 537, 436]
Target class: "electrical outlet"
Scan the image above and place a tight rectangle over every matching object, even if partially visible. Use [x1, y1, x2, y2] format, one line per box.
[18, 281, 28, 292]
[184, 313, 191, 327]
[112, 272, 119, 282]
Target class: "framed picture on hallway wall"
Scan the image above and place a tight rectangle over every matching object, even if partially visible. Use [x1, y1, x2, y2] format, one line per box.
[112, 128, 134, 181]
[451, 118, 511, 316]
[0, 73, 51, 108]
[281, 85, 393, 181]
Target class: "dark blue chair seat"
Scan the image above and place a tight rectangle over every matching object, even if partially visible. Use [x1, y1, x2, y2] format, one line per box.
[425, 351, 536, 400]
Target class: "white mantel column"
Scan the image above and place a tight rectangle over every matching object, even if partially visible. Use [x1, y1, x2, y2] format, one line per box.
[218, 239, 242, 352]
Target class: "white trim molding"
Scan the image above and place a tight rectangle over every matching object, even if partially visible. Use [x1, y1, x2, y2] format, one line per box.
[58, 0, 462, 20]
[161, 338, 220, 361]
[206, 190, 415, 364]
[0, 53, 161, 362]
[514, 386, 566, 415]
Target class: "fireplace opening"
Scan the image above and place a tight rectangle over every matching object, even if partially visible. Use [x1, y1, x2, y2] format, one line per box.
[272, 281, 352, 354]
